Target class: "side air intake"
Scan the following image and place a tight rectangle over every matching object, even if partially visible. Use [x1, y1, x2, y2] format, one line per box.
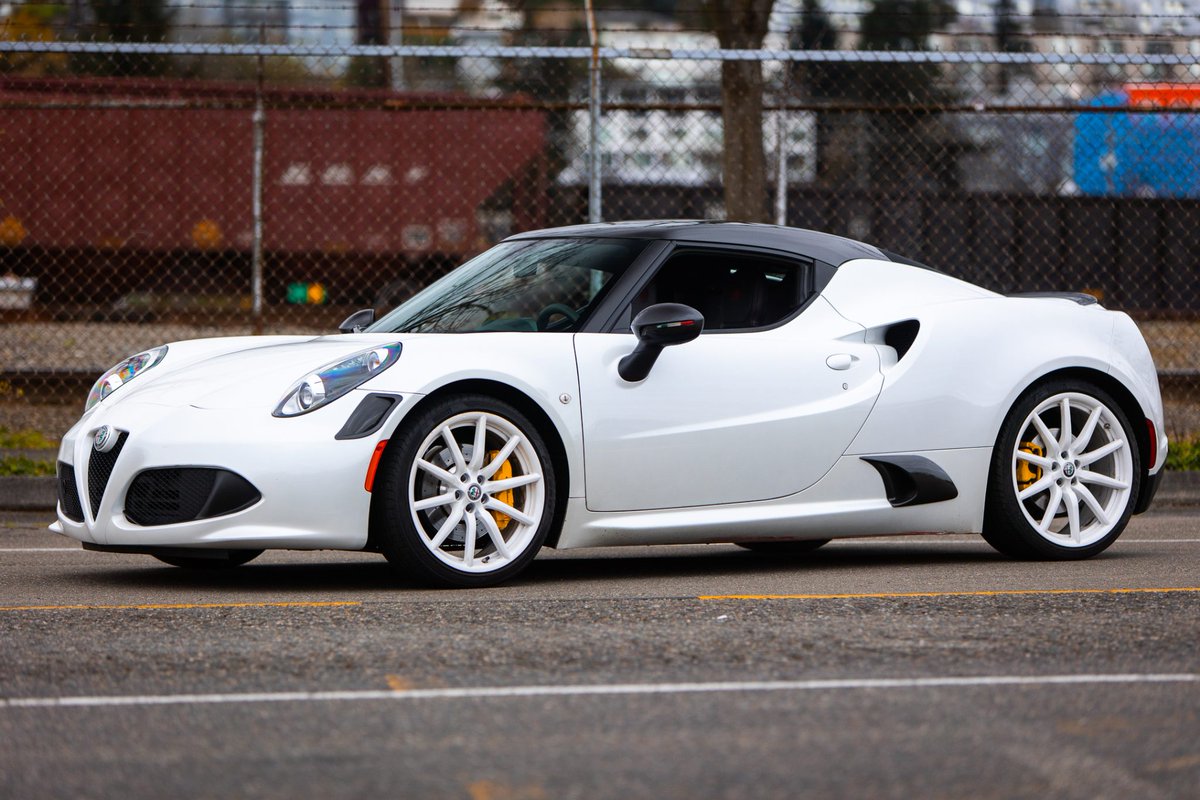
[125, 467, 261, 526]
[884, 320, 920, 361]
[861, 455, 958, 508]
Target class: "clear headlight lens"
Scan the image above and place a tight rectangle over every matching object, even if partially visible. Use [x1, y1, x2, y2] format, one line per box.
[85, 345, 168, 411]
[274, 343, 402, 417]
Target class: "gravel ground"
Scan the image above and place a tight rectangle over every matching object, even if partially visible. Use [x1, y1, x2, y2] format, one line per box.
[0, 405, 81, 443]
[0, 322, 326, 373]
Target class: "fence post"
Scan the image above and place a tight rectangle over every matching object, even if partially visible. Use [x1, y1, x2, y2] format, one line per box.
[251, 28, 266, 334]
[773, 65, 788, 227]
[585, 0, 602, 224]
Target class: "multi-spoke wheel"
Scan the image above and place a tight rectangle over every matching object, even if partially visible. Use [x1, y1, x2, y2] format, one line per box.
[374, 394, 558, 587]
[983, 380, 1140, 559]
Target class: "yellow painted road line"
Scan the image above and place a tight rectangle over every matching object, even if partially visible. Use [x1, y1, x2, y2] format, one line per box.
[386, 674, 414, 692]
[0, 600, 361, 612]
[699, 587, 1200, 601]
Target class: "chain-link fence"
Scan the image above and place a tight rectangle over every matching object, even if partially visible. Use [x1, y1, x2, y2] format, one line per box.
[1, 39, 1199, 437]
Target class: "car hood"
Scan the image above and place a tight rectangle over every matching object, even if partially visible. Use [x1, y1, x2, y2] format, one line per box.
[114, 334, 409, 410]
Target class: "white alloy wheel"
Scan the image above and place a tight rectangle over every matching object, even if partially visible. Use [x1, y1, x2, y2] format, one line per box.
[1010, 391, 1134, 548]
[407, 410, 546, 574]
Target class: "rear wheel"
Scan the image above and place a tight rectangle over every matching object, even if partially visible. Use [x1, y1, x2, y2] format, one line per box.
[735, 540, 830, 555]
[374, 394, 558, 588]
[153, 550, 262, 569]
[983, 380, 1140, 560]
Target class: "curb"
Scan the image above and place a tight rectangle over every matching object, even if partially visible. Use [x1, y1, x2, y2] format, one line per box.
[4, 472, 1200, 513]
[1154, 470, 1200, 506]
[0, 476, 58, 511]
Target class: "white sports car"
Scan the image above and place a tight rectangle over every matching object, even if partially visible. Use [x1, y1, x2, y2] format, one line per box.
[52, 221, 1167, 587]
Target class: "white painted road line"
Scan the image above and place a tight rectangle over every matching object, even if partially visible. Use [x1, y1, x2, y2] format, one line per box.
[1124, 539, 1200, 543]
[4, 539, 1200, 555]
[824, 539, 1200, 545]
[0, 547, 80, 552]
[2, 673, 1195, 710]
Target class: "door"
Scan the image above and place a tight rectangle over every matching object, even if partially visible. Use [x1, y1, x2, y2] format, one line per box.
[574, 247, 882, 512]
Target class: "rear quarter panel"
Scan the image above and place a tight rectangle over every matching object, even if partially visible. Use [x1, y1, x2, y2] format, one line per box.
[821, 261, 1163, 469]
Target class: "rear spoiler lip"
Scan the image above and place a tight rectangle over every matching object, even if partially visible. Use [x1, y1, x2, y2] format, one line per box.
[1007, 291, 1100, 306]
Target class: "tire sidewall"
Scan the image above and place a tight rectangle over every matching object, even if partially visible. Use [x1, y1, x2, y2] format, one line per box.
[374, 394, 557, 588]
[985, 379, 1141, 560]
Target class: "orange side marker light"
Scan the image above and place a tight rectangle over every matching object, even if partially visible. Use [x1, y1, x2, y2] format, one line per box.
[364, 440, 389, 492]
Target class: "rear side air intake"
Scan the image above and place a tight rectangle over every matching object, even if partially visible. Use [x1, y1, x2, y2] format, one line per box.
[861, 455, 958, 507]
[884, 320, 920, 361]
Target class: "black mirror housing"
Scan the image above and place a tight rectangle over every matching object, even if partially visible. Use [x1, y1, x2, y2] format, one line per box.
[338, 308, 376, 334]
[631, 302, 704, 347]
[618, 303, 704, 382]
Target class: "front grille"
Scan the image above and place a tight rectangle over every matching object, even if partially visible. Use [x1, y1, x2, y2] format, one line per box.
[125, 467, 260, 526]
[87, 431, 128, 517]
[57, 461, 84, 522]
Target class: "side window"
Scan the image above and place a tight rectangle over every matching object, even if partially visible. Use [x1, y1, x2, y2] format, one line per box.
[626, 250, 813, 332]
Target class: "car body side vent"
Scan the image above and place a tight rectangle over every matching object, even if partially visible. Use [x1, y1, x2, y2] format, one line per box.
[884, 320, 920, 361]
[125, 467, 261, 526]
[57, 461, 85, 522]
[861, 455, 958, 507]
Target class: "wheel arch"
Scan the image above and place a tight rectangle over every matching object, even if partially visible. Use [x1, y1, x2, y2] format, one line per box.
[367, 378, 571, 550]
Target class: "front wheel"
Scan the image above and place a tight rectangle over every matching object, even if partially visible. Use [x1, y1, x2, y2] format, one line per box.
[983, 381, 1140, 560]
[374, 394, 558, 588]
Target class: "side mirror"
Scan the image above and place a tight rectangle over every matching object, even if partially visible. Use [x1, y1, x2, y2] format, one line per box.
[338, 308, 375, 334]
[618, 303, 704, 382]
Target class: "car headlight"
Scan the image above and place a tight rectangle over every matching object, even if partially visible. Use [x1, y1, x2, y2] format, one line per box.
[85, 345, 168, 411]
[274, 343, 402, 417]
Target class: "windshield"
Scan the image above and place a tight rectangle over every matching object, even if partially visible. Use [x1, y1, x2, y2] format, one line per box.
[369, 237, 647, 334]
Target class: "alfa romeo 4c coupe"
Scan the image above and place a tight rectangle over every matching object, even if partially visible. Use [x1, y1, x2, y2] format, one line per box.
[53, 222, 1166, 587]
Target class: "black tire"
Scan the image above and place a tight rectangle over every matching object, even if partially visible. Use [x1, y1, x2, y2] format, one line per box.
[982, 379, 1141, 560]
[153, 550, 263, 569]
[735, 539, 830, 555]
[373, 393, 559, 588]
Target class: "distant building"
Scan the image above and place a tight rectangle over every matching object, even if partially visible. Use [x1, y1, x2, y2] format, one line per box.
[170, 0, 290, 44]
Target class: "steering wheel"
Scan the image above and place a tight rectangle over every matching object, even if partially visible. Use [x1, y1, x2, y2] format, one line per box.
[536, 303, 580, 331]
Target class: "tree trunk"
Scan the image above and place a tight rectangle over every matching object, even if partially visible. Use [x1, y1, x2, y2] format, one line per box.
[720, 59, 767, 221]
[709, 0, 775, 223]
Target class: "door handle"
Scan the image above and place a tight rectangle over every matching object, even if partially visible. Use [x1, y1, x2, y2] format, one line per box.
[826, 353, 857, 371]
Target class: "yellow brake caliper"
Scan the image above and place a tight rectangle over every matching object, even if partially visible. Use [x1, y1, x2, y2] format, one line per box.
[1016, 441, 1044, 490]
[486, 450, 513, 528]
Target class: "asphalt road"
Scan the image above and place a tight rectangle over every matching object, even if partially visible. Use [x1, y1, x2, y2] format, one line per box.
[1, 509, 1198, 799]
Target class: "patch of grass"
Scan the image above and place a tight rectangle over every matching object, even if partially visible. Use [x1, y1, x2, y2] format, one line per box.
[1166, 437, 1200, 471]
[0, 456, 56, 477]
[0, 426, 58, 450]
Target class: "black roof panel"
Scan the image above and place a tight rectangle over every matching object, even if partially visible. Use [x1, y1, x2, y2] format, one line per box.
[505, 220, 889, 266]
